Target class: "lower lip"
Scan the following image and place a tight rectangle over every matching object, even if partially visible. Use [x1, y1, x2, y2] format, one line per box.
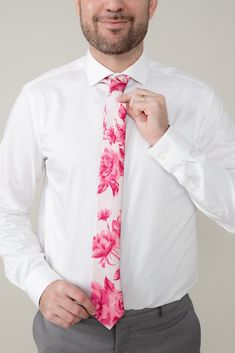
[101, 21, 129, 28]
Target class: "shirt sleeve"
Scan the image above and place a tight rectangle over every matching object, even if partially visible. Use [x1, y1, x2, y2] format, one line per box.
[0, 86, 63, 307]
[147, 89, 235, 234]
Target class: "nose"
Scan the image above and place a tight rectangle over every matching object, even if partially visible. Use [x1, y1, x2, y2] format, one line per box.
[105, 0, 124, 13]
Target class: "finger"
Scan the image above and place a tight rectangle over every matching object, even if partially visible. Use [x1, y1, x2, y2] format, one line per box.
[118, 92, 163, 104]
[122, 98, 146, 116]
[117, 93, 131, 103]
[64, 282, 96, 315]
[58, 296, 90, 319]
[133, 96, 155, 103]
[117, 87, 160, 102]
[132, 88, 159, 96]
[55, 305, 82, 326]
[125, 104, 148, 123]
[117, 94, 149, 105]
[129, 99, 148, 112]
[50, 313, 82, 329]
[132, 88, 166, 101]
[50, 315, 72, 329]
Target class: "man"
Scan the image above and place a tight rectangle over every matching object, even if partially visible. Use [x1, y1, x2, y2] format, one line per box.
[0, 0, 234, 352]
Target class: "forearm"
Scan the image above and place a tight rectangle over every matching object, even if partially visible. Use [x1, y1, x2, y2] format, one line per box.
[148, 125, 235, 233]
[0, 207, 63, 306]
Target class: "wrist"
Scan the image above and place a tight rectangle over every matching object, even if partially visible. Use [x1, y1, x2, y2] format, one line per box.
[149, 124, 170, 147]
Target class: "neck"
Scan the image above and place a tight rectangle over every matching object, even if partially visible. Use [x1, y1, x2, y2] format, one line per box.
[89, 43, 144, 73]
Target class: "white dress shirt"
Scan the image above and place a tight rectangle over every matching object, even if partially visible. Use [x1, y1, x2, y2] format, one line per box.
[0, 48, 235, 310]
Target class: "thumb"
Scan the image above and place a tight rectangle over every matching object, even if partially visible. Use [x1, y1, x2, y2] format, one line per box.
[125, 104, 133, 118]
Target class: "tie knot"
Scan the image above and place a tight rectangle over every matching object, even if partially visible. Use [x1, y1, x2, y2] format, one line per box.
[101, 74, 130, 93]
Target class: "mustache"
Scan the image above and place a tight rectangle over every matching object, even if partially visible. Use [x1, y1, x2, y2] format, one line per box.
[94, 14, 134, 22]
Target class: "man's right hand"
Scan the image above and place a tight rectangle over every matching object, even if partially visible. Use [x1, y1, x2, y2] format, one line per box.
[38, 280, 97, 328]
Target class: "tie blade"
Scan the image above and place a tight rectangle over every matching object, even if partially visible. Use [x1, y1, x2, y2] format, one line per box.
[91, 276, 125, 329]
[90, 74, 130, 330]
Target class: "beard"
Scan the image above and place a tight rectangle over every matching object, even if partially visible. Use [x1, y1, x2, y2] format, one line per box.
[79, 10, 149, 55]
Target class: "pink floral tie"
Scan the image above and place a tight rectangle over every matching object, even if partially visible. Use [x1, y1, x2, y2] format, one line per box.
[90, 74, 130, 330]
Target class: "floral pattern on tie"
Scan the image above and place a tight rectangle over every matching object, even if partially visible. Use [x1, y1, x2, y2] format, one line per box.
[91, 75, 130, 329]
[97, 147, 123, 196]
[92, 211, 121, 268]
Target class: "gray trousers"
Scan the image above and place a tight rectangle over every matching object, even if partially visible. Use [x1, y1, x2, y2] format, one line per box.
[32, 293, 201, 353]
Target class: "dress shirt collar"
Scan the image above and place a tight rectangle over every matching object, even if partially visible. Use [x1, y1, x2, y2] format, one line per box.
[85, 47, 149, 86]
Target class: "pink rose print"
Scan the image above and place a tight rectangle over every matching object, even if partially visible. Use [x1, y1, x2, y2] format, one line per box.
[115, 123, 126, 146]
[98, 209, 112, 221]
[103, 119, 107, 133]
[105, 126, 117, 145]
[114, 268, 120, 281]
[111, 211, 121, 239]
[119, 146, 125, 160]
[93, 212, 122, 267]
[91, 75, 130, 329]
[110, 78, 128, 93]
[91, 276, 124, 328]
[98, 147, 122, 197]
[92, 229, 120, 268]
[118, 103, 127, 121]
[118, 155, 124, 177]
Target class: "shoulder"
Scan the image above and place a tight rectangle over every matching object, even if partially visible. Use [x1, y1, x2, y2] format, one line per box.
[148, 57, 215, 99]
[21, 55, 87, 95]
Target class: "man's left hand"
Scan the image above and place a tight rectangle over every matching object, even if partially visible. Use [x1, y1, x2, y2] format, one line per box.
[117, 88, 170, 147]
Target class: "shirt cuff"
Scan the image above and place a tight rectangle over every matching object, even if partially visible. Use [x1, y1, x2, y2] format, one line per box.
[147, 125, 192, 173]
[24, 264, 63, 307]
